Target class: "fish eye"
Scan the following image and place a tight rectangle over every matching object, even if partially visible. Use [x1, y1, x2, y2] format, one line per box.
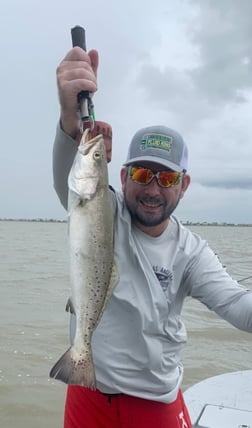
[93, 151, 102, 160]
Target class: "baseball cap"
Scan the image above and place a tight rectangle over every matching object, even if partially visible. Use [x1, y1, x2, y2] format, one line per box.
[124, 126, 188, 172]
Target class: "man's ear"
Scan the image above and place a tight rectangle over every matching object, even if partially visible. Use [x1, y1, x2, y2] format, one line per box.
[180, 173, 191, 199]
[120, 167, 128, 191]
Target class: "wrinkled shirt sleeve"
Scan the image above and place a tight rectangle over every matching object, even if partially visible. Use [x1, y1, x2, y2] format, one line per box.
[184, 244, 252, 332]
[52, 124, 79, 210]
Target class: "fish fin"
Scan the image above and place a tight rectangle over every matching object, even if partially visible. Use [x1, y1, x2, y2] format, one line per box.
[49, 346, 96, 389]
[65, 297, 75, 314]
[67, 190, 82, 213]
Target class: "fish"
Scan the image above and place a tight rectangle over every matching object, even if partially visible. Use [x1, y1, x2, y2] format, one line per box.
[49, 129, 118, 388]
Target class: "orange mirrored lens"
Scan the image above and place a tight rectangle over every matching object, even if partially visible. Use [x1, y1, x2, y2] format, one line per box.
[131, 167, 153, 184]
[158, 171, 180, 187]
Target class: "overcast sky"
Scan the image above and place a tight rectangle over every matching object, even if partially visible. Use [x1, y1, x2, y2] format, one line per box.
[1, 0, 252, 223]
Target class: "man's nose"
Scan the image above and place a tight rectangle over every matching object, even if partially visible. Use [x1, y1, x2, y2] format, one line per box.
[145, 176, 162, 193]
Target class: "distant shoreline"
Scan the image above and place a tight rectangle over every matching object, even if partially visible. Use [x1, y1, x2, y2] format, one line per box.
[0, 218, 67, 223]
[0, 218, 251, 227]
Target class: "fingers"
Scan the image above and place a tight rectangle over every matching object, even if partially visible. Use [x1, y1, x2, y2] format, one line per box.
[57, 62, 97, 95]
[89, 49, 99, 78]
[62, 47, 99, 77]
[57, 47, 98, 94]
[63, 46, 91, 62]
[57, 47, 99, 136]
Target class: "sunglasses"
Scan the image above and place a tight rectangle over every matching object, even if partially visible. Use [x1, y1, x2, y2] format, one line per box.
[128, 166, 183, 188]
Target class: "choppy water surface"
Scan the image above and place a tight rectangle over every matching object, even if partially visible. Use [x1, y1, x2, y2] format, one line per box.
[0, 221, 251, 428]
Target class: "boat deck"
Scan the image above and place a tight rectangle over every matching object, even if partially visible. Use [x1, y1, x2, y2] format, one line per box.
[184, 370, 252, 428]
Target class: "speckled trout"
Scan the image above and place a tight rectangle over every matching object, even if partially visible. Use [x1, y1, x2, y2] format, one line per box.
[50, 130, 118, 388]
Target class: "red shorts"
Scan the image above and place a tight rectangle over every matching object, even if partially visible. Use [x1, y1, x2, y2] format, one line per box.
[64, 386, 192, 428]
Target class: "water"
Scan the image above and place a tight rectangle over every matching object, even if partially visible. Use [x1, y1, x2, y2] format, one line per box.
[0, 221, 251, 428]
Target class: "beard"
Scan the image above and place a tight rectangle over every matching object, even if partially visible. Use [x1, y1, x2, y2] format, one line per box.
[124, 192, 181, 227]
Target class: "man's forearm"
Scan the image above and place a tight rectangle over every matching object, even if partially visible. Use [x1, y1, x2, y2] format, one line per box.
[53, 123, 78, 210]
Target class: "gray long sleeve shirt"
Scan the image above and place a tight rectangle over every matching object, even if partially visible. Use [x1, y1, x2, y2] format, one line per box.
[53, 124, 252, 402]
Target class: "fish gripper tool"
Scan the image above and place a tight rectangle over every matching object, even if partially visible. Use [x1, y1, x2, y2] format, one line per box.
[71, 25, 95, 133]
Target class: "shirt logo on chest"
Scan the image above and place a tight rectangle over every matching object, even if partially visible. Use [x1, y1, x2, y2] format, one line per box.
[153, 266, 173, 293]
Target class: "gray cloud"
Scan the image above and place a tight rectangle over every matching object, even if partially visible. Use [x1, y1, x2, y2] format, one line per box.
[0, 0, 251, 223]
[189, 0, 252, 104]
[176, 182, 252, 224]
[191, 162, 252, 190]
[197, 178, 252, 190]
[134, 0, 252, 125]
[135, 63, 218, 124]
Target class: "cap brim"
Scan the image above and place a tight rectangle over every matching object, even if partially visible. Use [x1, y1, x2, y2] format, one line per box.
[123, 156, 184, 172]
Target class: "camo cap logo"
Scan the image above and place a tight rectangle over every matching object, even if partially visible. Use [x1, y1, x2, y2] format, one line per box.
[140, 133, 173, 152]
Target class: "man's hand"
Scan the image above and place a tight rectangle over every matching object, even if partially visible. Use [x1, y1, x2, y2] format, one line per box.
[57, 47, 99, 138]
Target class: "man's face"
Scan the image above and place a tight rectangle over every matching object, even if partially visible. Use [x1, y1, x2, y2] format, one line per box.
[121, 161, 190, 236]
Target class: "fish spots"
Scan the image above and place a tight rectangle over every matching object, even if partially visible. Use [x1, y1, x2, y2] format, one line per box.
[50, 133, 113, 388]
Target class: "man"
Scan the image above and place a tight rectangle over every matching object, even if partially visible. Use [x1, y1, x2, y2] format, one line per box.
[52, 46, 252, 428]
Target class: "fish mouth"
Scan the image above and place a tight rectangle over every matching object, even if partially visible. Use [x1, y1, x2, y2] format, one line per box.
[82, 140, 100, 155]
[79, 131, 103, 155]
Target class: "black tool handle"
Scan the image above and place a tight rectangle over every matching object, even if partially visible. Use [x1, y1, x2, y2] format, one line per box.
[71, 26, 87, 51]
[71, 25, 89, 104]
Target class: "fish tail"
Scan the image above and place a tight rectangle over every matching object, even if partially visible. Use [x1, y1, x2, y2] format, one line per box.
[49, 346, 96, 389]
